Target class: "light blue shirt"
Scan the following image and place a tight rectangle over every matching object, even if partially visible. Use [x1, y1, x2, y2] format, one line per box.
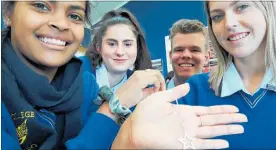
[221, 63, 276, 97]
[167, 78, 175, 90]
[96, 64, 127, 93]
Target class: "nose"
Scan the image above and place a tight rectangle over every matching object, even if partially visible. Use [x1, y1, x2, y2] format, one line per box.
[115, 45, 125, 57]
[225, 12, 239, 32]
[48, 13, 69, 32]
[181, 49, 192, 59]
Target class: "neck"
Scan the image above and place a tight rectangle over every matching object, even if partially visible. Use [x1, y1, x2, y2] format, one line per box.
[173, 75, 188, 87]
[234, 47, 266, 94]
[107, 71, 126, 88]
[13, 48, 57, 82]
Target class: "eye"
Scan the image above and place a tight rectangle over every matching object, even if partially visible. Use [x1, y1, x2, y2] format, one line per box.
[191, 48, 201, 52]
[69, 13, 84, 22]
[236, 4, 249, 12]
[211, 14, 224, 23]
[174, 49, 183, 52]
[124, 42, 132, 47]
[33, 2, 50, 11]
[108, 42, 117, 47]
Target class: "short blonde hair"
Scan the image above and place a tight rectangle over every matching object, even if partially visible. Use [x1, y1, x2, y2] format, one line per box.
[169, 19, 207, 51]
[205, 1, 276, 96]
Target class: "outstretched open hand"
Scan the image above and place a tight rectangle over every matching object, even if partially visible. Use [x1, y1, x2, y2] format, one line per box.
[112, 83, 247, 149]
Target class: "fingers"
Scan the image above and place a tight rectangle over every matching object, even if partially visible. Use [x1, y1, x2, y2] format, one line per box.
[144, 69, 166, 91]
[162, 83, 190, 103]
[196, 124, 244, 138]
[153, 79, 161, 93]
[151, 70, 166, 91]
[134, 70, 164, 91]
[193, 105, 239, 116]
[199, 113, 248, 126]
[194, 139, 229, 149]
[142, 87, 156, 98]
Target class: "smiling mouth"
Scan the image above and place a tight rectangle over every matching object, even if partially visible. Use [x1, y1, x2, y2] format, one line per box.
[37, 36, 68, 46]
[179, 64, 195, 67]
[227, 32, 250, 41]
[114, 59, 127, 62]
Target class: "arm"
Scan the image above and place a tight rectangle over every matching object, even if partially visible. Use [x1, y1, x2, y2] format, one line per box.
[1, 103, 21, 149]
[1, 129, 21, 149]
[65, 71, 119, 149]
[65, 111, 119, 149]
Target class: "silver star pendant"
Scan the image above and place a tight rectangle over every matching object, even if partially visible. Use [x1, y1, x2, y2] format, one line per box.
[178, 132, 195, 149]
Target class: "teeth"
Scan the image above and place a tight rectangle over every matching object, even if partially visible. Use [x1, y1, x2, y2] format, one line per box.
[229, 33, 249, 41]
[39, 37, 66, 46]
[180, 64, 193, 67]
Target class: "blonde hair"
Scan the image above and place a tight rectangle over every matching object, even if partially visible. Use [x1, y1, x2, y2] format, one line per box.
[205, 1, 276, 96]
[169, 19, 208, 51]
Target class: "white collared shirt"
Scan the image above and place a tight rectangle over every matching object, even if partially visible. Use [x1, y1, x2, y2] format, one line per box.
[96, 64, 127, 93]
[221, 63, 276, 97]
[167, 78, 175, 90]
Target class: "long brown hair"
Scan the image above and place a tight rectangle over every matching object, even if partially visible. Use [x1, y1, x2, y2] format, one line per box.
[86, 8, 152, 71]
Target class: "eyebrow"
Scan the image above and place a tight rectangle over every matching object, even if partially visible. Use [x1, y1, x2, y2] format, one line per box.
[210, 1, 239, 14]
[123, 39, 134, 42]
[106, 39, 134, 42]
[173, 46, 202, 51]
[173, 46, 184, 51]
[49, 1, 86, 12]
[189, 46, 202, 51]
[106, 39, 118, 43]
[68, 5, 86, 12]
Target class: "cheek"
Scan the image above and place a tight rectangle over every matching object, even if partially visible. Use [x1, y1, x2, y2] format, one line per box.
[212, 24, 224, 43]
[194, 54, 205, 64]
[101, 48, 113, 60]
[171, 53, 181, 62]
[128, 48, 138, 59]
[73, 27, 84, 44]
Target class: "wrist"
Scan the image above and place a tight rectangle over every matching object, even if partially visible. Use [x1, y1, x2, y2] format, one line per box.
[96, 85, 132, 125]
[116, 90, 131, 108]
[97, 102, 118, 122]
[111, 115, 134, 149]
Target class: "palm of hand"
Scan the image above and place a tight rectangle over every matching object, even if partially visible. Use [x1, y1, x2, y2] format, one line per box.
[129, 91, 198, 149]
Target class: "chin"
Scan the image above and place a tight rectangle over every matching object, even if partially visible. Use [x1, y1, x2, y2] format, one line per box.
[38, 59, 69, 68]
[232, 52, 251, 58]
[178, 72, 194, 78]
[113, 68, 129, 74]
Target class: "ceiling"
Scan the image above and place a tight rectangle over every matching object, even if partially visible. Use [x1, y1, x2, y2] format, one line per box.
[86, 0, 130, 28]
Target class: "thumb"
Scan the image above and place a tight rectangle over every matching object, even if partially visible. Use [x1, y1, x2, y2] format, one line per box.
[161, 83, 190, 103]
[142, 87, 156, 99]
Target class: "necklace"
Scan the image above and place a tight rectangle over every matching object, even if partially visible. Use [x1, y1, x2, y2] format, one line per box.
[175, 99, 195, 149]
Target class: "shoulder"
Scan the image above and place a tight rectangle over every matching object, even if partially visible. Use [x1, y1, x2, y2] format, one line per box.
[1, 102, 18, 139]
[82, 71, 99, 105]
[77, 56, 95, 74]
[81, 69, 100, 123]
[178, 73, 211, 105]
[78, 55, 90, 62]
[187, 73, 210, 88]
